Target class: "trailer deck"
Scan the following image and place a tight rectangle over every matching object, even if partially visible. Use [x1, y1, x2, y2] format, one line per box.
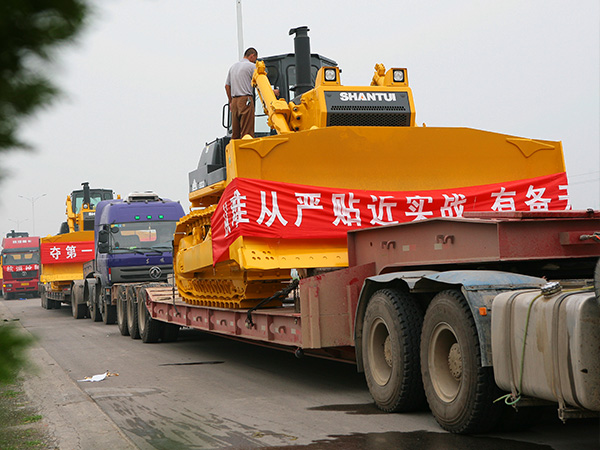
[144, 262, 375, 362]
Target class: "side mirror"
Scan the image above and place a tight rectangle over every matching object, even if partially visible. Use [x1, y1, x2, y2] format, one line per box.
[98, 229, 109, 244]
[98, 242, 109, 254]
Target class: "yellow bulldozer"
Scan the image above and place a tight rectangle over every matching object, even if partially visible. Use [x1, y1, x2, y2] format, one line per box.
[173, 26, 568, 309]
[39, 182, 115, 311]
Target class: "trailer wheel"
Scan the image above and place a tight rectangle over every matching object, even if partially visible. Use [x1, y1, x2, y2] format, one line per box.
[138, 289, 163, 343]
[127, 287, 140, 339]
[40, 290, 48, 309]
[71, 285, 88, 319]
[420, 289, 501, 434]
[72, 300, 87, 319]
[100, 285, 116, 325]
[162, 323, 180, 342]
[362, 289, 426, 412]
[102, 303, 116, 325]
[40, 288, 59, 308]
[89, 285, 102, 322]
[116, 286, 129, 336]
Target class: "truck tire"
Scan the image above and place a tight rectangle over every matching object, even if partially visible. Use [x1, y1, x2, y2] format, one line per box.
[71, 299, 87, 319]
[102, 303, 117, 325]
[71, 285, 88, 319]
[116, 286, 129, 336]
[127, 286, 140, 339]
[362, 289, 426, 412]
[89, 286, 102, 322]
[138, 288, 163, 343]
[43, 294, 57, 309]
[40, 290, 48, 309]
[40, 288, 59, 308]
[420, 289, 501, 434]
[97, 282, 116, 325]
[161, 323, 180, 342]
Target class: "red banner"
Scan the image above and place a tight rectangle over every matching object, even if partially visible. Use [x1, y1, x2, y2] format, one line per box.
[211, 173, 570, 263]
[40, 241, 95, 264]
[3, 264, 39, 273]
[2, 237, 39, 249]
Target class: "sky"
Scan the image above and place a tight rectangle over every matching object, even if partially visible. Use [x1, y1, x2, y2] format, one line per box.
[1, 0, 598, 238]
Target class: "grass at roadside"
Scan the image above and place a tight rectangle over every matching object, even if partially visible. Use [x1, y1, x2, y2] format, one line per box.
[0, 380, 57, 450]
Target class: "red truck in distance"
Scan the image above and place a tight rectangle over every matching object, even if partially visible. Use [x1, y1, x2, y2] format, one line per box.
[1, 230, 41, 299]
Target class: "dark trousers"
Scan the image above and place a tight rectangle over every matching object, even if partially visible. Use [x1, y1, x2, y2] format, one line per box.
[231, 96, 254, 139]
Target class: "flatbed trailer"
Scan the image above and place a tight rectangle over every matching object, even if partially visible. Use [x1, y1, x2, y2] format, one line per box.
[134, 210, 599, 434]
[142, 262, 374, 362]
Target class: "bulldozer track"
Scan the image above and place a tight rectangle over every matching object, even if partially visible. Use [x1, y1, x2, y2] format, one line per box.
[174, 206, 286, 309]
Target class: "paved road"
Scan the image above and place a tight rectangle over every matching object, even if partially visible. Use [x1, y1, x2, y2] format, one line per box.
[2, 297, 598, 450]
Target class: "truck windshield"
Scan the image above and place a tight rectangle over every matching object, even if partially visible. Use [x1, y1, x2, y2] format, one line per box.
[108, 221, 177, 253]
[2, 252, 40, 265]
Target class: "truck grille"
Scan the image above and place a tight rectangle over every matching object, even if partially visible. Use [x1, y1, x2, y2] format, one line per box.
[10, 270, 38, 280]
[111, 265, 172, 283]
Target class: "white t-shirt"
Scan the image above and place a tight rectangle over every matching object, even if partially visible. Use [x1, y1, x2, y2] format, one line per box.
[225, 59, 255, 97]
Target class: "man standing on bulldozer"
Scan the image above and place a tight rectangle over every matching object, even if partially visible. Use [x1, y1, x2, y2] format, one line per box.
[225, 47, 258, 139]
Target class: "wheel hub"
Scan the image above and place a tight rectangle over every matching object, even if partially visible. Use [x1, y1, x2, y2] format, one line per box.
[448, 343, 462, 380]
[369, 317, 393, 385]
[383, 336, 392, 367]
[429, 322, 461, 402]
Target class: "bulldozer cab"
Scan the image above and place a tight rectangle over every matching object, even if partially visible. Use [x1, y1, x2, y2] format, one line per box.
[197, 52, 336, 197]
[258, 53, 337, 103]
[70, 187, 114, 215]
[63, 183, 115, 233]
[222, 52, 337, 137]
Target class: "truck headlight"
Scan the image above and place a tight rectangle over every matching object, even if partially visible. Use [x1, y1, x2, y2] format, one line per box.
[393, 69, 404, 83]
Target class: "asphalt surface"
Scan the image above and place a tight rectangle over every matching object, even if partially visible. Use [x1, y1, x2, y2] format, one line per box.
[2, 296, 599, 450]
[1, 298, 137, 449]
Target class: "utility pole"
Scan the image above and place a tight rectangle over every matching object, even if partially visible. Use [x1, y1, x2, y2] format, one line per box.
[8, 218, 28, 230]
[236, 0, 244, 60]
[19, 193, 46, 235]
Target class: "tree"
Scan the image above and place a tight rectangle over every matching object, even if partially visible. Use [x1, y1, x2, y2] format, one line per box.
[0, 0, 89, 154]
[0, 0, 89, 384]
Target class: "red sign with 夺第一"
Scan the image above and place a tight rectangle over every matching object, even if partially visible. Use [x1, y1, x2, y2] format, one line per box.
[40, 241, 95, 264]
